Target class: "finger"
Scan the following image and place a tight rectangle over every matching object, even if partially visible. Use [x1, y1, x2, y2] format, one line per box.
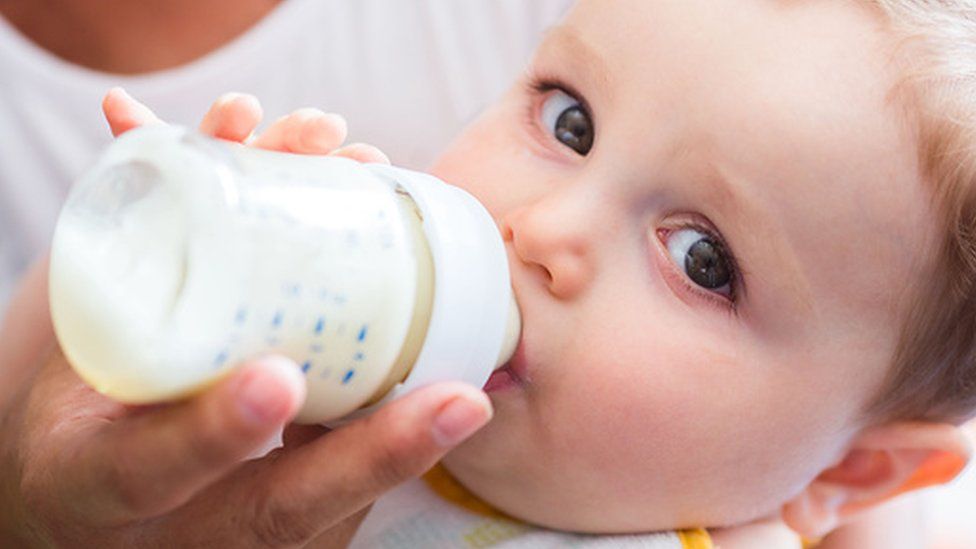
[281, 422, 329, 449]
[0, 255, 54, 407]
[198, 92, 263, 142]
[234, 382, 492, 544]
[330, 143, 391, 164]
[251, 109, 347, 154]
[102, 87, 163, 137]
[72, 355, 305, 522]
[302, 506, 373, 549]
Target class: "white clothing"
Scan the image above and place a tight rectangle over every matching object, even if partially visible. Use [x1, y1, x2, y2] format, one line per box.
[0, 0, 573, 307]
[348, 472, 706, 549]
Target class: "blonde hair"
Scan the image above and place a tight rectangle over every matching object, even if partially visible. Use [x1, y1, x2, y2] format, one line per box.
[866, 0, 976, 423]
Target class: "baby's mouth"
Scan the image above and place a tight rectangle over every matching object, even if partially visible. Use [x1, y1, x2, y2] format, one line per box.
[483, 340, 528, 392]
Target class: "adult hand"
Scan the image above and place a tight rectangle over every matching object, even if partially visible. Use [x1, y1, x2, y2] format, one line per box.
[0, 91, 492, 547]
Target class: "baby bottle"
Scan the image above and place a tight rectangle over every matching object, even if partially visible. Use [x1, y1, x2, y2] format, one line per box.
[49, 125, 520, 424]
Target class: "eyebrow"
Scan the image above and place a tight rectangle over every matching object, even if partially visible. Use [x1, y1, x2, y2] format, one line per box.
[691, 154, 815, 312]
[536, 25, 613, 93]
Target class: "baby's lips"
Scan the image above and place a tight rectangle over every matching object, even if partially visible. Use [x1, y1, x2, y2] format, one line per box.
[484, 339, 529, 392]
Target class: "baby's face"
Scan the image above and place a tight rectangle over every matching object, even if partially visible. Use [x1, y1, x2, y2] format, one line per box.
[431, 0, 936, 532]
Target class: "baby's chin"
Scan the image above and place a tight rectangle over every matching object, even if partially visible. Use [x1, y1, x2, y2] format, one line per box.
[441, 415, 771, 534]
[441, 435, 648, 533]
[439, 413, 561, 527]
[439, 386, 623, 531]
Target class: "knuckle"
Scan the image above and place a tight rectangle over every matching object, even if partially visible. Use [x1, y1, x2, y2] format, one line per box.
[247, 487, 317, 548]
[185, 409, 235, 468]
[101, 448, 163, 517]
[106, 464, 156, 516]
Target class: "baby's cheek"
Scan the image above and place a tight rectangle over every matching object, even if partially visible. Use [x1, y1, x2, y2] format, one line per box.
[548, 324, 779, 496]
[546, 341, 707, 473]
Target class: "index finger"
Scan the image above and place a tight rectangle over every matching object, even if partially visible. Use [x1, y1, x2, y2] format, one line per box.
[102, 87, 163, 137]
[151, 382, 492, 546]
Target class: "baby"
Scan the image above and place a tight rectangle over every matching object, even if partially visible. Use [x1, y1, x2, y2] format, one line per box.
[432, 0, 976, 539]
[103, 0, 976, 545]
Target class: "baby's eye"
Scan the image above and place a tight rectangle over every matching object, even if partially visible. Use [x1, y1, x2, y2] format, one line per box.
[539, 89, 594, 156]
[666, 227, 733, 296]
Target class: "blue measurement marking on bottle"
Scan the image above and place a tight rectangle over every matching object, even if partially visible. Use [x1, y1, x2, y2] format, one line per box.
[380, 234, 394, 249]
[342, 369, 355, 384]
[272, 310, 283, 328]
[354, 351, 364, 361]
[301, 361, 311, 374]
[357, 325, 368, 342]
[213, 350, 229, 368]
[235, 307, 247, 325]
[283, 283, 301, 297]
[314, 317, 325, 335]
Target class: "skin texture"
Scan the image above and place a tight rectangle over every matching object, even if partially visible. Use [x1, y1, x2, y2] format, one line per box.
[434, 0, 944, 533]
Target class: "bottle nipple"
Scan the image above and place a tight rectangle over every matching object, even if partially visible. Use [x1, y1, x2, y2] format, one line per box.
[495, 293, 522, 369]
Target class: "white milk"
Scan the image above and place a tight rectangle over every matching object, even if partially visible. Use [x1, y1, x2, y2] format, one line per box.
[49, 127, 519, 424]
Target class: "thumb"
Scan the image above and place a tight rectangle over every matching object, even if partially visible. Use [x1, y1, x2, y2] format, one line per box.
[72, 355, 305, 522]
[201, 382, 492, 546]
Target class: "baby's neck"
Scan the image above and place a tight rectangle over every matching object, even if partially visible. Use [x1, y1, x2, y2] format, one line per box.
[0, 0, 281, 74]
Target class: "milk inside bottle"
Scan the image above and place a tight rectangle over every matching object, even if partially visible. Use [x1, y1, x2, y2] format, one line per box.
[49, 126, 520, 424]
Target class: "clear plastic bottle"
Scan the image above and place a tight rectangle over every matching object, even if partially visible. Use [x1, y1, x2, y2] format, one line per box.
[49, 126, 520, 424]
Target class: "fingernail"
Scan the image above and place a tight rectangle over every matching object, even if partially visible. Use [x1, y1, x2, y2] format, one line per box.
[236, 365, 294, 425]
[215, 92, 243, 108]
[109, 86, 130, 100]
[431, 394, 492, 447]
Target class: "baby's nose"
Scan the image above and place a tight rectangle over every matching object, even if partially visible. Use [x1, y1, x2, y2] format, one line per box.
[501, 198, 595, 300]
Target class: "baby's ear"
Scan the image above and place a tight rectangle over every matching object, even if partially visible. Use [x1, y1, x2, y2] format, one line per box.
[781, 421, 972, 539]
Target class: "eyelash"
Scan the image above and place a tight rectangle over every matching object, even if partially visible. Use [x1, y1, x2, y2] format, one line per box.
[521, 71, 743, 315]
[658, 221, 743, 314]
[521, 71, 593, 155]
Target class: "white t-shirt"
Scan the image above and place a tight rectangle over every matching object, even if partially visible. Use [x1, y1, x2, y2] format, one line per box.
[0, 0, 573, 308]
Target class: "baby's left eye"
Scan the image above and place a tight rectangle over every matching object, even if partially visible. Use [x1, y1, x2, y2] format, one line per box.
[539, 89, 594, 156]
[666, 227, 733, 297]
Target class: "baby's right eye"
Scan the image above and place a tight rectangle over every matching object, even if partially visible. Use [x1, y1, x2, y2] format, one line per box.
[539, 89, 594, 156]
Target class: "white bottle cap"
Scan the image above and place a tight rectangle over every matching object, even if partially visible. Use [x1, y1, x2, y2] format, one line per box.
[339, 164, 518, 420]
